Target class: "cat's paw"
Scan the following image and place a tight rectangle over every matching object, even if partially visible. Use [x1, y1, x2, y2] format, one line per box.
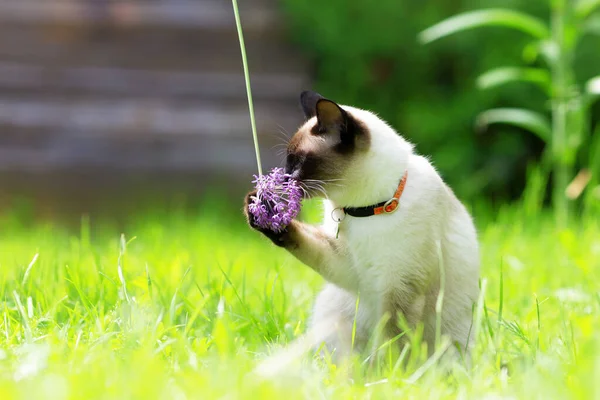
[243, 190, 290, 247]
[243, 190, 261, 229]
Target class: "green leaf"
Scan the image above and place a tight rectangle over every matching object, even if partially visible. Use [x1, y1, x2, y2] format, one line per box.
[583, 13, 600, 36]
[575, 0, 600, 19]
[476, 108, 551, 143]
[476, 67, 551, 93]
[418, 9, 550, 44]
[585, 76, 600, 95]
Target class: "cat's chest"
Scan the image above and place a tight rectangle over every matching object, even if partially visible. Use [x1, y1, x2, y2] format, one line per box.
[342, 217, 412, 284]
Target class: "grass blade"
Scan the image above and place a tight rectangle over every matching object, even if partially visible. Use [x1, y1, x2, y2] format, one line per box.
[13, 291, 32, 342]
[404, 338, 451, 384]
[146, 264, 153, 299]
[22, 253, 39, 287]
[117, 234, 131, 305]
[498, 260, 504, 329]
[473, 279, 488, 350]
[435, 240, 446, 351]
[535, 294, 541, 351]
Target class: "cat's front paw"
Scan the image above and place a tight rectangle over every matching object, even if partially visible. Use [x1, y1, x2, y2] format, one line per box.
[243, 190, 291, 247]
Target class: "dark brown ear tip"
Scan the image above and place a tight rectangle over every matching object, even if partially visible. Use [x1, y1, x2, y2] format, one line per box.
[300, 91, 325, 106]
[300, 90, 321, 99]
[300, 91, 325, 119]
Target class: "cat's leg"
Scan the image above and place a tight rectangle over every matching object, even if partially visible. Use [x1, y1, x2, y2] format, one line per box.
[244, 192, 359, 291]
[307, 283, 368, 363]
[310, 285, 425, 366]
[283, 221, 360, 291]
[417, 229, 479, 364]
[439, 213, 480, 358]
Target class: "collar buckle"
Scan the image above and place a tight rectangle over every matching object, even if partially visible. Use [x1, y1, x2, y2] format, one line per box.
[331, 207, 346, 222]
[383, 198, 399, 214]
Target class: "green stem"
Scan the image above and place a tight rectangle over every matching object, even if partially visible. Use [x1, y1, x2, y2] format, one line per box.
[231, 0, 263, 175]
[550, 0, 572, 227]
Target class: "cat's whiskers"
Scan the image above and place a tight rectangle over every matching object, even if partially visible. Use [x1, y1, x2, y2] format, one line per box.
[297, 184, 310, 199]
[303, 178, 345, 187]
[274, 124, 291, 140]
[300, 182, 317, 198]
[303, 178, 344, 190]
[271, 143, 289, 159]
[269, 127, 292, 157]
[302, 181, 329, 199]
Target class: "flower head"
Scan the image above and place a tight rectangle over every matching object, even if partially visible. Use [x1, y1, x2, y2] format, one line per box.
[249, 167, 302, 233]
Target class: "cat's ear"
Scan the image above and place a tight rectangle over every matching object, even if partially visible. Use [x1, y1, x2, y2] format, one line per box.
[315, 98, 346, 131]
[300, 91, 324, 119]
[316, 99, 361, 148]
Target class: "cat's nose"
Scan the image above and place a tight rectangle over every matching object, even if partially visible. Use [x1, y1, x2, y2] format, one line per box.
[285, 154, 301, 177]
[289, 169, 301, 180]
[285, 165, 301, 180]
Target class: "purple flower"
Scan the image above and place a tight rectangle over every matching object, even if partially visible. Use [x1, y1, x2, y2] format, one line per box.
[249, 167, 302, 233]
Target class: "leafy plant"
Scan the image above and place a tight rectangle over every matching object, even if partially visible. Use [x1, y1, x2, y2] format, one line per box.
[420, 0, 600, 226]
[283, 0, 549, 202]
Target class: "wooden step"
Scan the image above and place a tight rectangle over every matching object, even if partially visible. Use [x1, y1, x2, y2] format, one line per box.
[0, 62, 309, 101]
[0, 0, 307, 177]
[0, 95, 303, 139]
[0, 0, 279, 31]
[0, 131, 282, 173]
[0, 26, 309, 74]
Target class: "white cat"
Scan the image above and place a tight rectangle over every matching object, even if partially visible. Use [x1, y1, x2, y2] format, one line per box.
[245, 91, 480, 363]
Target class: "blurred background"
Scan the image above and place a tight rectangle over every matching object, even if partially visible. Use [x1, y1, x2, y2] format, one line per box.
[0, 0, 598, 223]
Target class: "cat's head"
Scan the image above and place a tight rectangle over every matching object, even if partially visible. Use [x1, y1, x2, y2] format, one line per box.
[285, 91, 408, 202]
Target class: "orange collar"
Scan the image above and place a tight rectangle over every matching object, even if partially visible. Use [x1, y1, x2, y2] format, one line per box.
[343, 171, 408, 217]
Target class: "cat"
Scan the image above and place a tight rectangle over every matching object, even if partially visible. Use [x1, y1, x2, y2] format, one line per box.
[244, 91, 480, 364]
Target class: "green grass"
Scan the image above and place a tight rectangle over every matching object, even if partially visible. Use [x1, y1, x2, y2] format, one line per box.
[0, 198, 599, 399]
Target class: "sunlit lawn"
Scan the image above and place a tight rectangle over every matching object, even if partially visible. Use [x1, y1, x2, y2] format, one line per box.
[0, 197, 599, 399]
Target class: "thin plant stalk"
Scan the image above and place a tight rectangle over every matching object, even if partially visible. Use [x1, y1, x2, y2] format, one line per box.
[231, 0, 263, 175]
[550, 0, 573, 227]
